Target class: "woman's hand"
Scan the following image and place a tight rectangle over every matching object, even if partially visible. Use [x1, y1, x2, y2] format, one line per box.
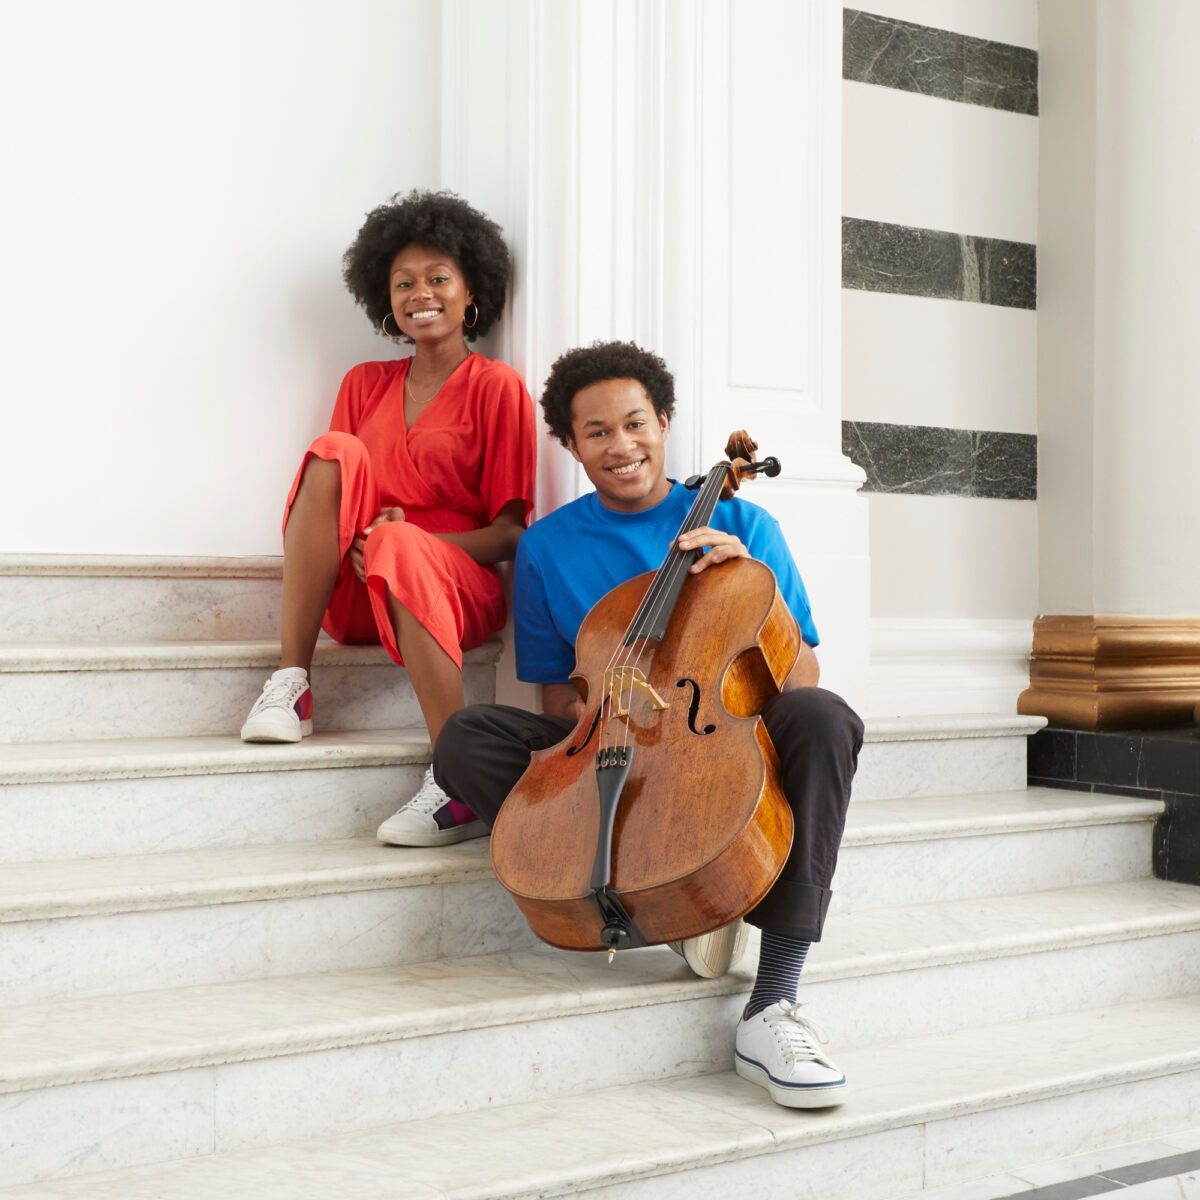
[350, 507, 406, 582]
[674, 526, 750, 574]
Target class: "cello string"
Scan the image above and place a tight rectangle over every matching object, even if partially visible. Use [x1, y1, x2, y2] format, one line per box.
[604, 465, 718, 689]
[617, 463, 726, 672]
[612, 465, 726, 690]
[612, 465, 729, 752]
[602, 459, 734, 755]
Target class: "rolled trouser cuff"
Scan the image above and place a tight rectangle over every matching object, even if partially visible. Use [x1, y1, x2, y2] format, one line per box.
[744, 879, 833, 943]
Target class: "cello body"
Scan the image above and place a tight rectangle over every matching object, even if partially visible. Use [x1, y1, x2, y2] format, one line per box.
[490, 553, 800, 952]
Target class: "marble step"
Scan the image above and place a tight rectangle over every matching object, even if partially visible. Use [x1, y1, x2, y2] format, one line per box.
[4, 877, 1200, 1188]
[0, 554, 283, 644]
[0, 640, 500, 742]
[0, 792, 1163, 1003]
[0, 730, 434, 861]
[4, 974, 1200, 1193]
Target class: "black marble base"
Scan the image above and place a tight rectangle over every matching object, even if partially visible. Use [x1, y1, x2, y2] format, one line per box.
[1028, 725, 1200, 886]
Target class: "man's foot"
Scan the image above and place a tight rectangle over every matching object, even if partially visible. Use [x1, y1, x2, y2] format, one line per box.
[734, 1001, 848, 1108]
[669, 919, 749, 979]
[376, 767, 488, 847]
[240, 668, 313, 743]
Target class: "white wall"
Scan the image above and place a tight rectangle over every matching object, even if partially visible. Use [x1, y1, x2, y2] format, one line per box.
[1091, 1, 1200, 616]
[1036, 0, 1096, 616]
[0, 1, 440, 556]
[1038, 0, 1200, 618]
[846, 0, 1036, 48]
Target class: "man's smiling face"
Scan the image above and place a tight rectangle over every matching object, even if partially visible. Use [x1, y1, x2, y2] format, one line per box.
[566, 377, 672, 512]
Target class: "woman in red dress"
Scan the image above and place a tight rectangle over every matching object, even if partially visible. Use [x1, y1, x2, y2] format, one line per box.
[241, 191, 536, 847]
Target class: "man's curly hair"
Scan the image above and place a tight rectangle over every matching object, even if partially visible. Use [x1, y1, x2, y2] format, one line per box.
[342, 190, 510, 342]
[540, 341, 676, 447]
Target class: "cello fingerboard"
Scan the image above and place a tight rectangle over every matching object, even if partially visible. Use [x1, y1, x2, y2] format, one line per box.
[624, 462, 727, 645]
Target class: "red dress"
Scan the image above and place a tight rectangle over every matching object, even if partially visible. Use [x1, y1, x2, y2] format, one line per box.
[283, 354, 536, 669]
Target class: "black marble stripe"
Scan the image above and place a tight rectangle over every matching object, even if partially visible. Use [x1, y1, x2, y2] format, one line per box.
[842, 217, 1036, 310]
[842, 420, 1037, 499]
[985, 1149, 1200, 1199]
[844, 8, 1038, 116]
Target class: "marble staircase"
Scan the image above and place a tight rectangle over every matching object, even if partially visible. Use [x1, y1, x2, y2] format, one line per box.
[2, 556, 1199, 1197]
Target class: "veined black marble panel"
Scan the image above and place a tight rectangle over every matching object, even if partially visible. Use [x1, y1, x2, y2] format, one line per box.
[1029, 724, 1200, 887]
[1028, 728, 1077, 782]
[1030, 725, 1200, 798]
[842, 421, 1036, 499]
[842, 218, 1037, 310]
[843, 9, 1038, 116]
[972, 431, 1037, 500]
[1157, 796, 1200, 887]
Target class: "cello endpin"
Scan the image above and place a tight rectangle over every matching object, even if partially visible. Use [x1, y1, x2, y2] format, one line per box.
[607, 948, 616, 964]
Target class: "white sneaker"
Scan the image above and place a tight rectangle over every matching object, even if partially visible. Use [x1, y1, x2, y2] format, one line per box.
[669, 919, 749, 979]
[376, 767, 488, 847]
[734, 1001, 848, 1108]
[240, 668, 313, 743]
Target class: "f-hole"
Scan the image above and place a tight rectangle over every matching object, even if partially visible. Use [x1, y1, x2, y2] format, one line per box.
[676, 678, 716, 735]
[565, 706, 602, 756]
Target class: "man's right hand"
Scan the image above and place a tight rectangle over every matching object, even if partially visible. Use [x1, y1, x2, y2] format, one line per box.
[542, 683, 585, 723]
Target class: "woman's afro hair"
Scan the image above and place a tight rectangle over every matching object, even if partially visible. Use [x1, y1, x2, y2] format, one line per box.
[540, 341, 676, 447]
[342, 190, 510, 342]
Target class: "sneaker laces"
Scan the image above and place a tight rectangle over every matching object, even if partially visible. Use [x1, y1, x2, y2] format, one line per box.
[403, 768, 450, 816]
[764, 1002, 832, 1066]
[251, 673, 307, 714]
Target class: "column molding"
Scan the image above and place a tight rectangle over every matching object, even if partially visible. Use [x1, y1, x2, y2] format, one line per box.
[1020, 616, 1200, 729]
[438, 0, 870, 704]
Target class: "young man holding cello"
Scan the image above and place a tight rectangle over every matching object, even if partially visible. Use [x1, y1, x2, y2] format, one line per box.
[428, 341, 864, 1109]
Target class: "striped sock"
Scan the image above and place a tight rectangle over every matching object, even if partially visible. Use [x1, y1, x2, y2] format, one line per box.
[743, 930, 811, 1020]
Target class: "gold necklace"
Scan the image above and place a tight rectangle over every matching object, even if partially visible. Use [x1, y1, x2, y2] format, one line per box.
[405, 360, 462, 407]
[404, 375, 441, 407]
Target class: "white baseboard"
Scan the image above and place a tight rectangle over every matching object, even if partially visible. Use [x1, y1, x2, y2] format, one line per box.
[865, 617, 1033, 718]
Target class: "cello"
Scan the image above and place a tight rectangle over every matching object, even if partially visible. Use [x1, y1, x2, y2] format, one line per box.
[490, 432, 800, 958]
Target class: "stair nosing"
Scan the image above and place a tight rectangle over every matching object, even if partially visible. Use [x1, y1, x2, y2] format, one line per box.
[0, 554, 284, 578]
[0, 788, 1166, 921]
[0, 639, 501, 674]
[5, 879, 1200, 1094]
[0, 730, 434, 784]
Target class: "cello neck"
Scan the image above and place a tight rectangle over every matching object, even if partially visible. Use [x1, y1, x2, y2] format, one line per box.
[623, 464, 729, 646]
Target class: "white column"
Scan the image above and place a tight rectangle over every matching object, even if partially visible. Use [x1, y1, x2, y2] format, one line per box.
[1039, 0, 1200, 618]
[441, 0, 869, 704]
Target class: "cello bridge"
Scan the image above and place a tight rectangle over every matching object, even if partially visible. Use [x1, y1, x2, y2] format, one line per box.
[603, 666, 669, 721]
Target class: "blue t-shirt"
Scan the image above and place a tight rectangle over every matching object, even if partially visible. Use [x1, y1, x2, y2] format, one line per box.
[515, 480, 819, 685]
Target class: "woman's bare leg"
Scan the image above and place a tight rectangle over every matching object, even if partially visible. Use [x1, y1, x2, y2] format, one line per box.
[384, 591, 465, 746]
[280, 457, 343, 677]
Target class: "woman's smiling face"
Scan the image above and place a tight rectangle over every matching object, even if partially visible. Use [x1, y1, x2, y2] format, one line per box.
[388, 244, 473, 342]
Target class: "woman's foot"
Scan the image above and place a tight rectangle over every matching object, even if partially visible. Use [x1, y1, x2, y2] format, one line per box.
[376, 767, 488, 847]
[240, 668, 313, 742]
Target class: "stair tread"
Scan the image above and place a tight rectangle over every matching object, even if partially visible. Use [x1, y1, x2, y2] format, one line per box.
[0, 728, 434, 784]
[5, 992, 1200, 1199]
[5, 877, 1198, 1092]
[0, 639, 500, 672]
[0, 788, 1162, 919]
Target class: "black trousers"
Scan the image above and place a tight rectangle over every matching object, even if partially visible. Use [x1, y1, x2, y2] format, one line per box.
[433, 688, 864, 943]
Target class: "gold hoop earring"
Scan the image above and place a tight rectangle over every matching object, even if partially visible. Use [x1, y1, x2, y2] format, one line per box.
[463, 302, 479, 330]
[381, 312, 403, 340]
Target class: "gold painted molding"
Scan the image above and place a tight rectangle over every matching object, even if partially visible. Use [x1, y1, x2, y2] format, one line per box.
[1018, 615, 1200, 729]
